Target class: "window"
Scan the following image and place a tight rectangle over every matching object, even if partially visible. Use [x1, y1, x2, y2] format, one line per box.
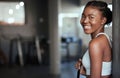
[0, 1, 25, 26]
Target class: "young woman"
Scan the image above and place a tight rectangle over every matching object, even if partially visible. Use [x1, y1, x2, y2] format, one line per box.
[75, 1, 112, 78]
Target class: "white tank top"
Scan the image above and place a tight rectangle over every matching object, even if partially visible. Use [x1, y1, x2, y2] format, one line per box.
[82, 33, 112, 76]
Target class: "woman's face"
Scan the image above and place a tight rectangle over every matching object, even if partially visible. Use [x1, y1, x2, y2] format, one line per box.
[80, 6, 106, 34]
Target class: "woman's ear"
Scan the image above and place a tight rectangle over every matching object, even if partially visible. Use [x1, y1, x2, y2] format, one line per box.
[101, 17, 107, 25]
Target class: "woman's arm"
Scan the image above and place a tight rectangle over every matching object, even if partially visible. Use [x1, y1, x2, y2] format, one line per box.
[89, 39, 103, 78]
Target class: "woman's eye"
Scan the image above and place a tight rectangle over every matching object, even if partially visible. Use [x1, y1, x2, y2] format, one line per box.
[82, 15, 85, 18]
[91, 17, 94, 19]
[89, 16, 95, 20]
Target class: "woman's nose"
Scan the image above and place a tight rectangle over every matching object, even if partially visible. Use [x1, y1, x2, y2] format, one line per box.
[83, 17, 89, 23]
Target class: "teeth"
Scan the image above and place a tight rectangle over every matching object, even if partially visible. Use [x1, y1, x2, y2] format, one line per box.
[84, 26, 91, 29]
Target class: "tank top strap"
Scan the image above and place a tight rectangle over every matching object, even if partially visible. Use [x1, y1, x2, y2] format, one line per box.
[95, 33, 112, 47]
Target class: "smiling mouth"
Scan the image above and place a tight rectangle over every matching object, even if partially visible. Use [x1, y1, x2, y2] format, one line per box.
[84, 26, 91, 30]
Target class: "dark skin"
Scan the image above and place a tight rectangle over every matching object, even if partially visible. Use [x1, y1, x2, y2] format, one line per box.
[75, 6, 112, 78]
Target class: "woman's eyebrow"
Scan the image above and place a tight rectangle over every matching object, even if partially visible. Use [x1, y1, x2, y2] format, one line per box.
[82, 13, 95, 16]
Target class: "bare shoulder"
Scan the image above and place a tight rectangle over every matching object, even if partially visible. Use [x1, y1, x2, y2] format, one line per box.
[89, 35, 107, 53]
[89, 35, 107, 47]
[88, 35, 107, 63]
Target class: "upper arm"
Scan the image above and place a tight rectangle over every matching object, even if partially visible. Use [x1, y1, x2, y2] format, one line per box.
[89, 39, 103, 78]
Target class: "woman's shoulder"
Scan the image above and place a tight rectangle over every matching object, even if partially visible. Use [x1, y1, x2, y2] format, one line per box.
[89, 35, 107, 51]
[88, 37, 105, 59]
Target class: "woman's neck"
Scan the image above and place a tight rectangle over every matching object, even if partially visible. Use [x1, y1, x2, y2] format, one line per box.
[91, 30, 104, 39]
[91, 25, 105, 39]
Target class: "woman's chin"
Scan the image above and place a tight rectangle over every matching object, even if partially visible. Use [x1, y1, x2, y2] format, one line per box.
[84, 31, 91, 34]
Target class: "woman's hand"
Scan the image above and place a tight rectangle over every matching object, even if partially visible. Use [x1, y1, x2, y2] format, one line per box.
[75, 58, 82, 70]
[75, 58, 86, 75]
